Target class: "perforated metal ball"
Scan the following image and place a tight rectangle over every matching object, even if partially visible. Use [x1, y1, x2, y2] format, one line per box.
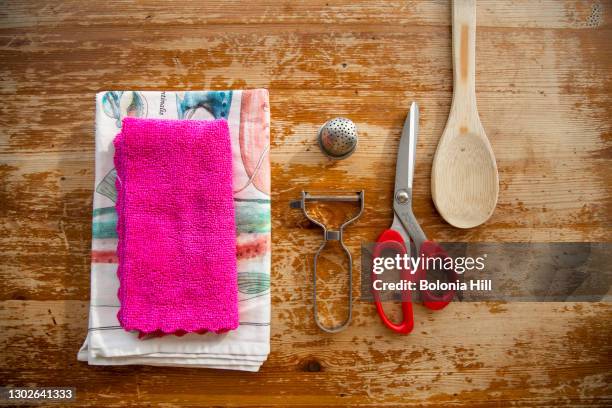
[317, 117, 358, 159]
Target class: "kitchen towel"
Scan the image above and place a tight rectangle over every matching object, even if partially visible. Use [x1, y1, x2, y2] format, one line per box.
[114, 118, 238, 335]
[78, 90, 271, 371]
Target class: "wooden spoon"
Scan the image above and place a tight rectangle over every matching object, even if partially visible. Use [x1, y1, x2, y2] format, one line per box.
[431, 0, 499, 229]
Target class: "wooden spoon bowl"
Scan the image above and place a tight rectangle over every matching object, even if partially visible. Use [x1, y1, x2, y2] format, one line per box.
[431, 0, 499, 229]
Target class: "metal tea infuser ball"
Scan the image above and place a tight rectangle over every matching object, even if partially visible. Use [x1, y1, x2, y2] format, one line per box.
[317, 117, 358, 159]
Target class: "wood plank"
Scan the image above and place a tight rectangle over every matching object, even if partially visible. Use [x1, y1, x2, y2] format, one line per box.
[1, 0, 610, 29]
[0, 25, 610, 94]
[1, 300, 610, 407]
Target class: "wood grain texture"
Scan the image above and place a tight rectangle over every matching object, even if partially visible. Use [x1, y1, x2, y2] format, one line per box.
[1, 0, 611, 406]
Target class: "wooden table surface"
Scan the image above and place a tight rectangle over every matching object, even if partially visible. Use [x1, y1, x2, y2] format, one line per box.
[1, 1, 611, 406]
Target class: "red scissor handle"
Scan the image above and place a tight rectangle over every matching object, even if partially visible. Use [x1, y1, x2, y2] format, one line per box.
[418, 240, 458, 310]
[372, 229, 414, 335]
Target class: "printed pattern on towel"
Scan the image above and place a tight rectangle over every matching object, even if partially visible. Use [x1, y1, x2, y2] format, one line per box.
[102, 91, 147, 128]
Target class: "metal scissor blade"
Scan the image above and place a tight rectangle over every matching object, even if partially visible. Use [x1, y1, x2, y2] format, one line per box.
[394, 102, 419, 197]
[390, 215, 410, 248]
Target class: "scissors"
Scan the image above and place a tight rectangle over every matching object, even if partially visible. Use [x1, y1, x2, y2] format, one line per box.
[372, 102, 458, 334]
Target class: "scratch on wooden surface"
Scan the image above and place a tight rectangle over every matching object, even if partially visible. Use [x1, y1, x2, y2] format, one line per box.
[58, 219, 70, 250]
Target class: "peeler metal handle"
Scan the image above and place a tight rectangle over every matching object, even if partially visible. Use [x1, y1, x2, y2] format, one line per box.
[290, 191, 365, 333]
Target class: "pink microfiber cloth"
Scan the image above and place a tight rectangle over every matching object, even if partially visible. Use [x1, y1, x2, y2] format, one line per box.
[113, 117, 238, 335]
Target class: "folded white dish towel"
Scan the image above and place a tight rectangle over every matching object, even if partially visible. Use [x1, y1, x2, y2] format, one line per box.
[78, 90, 271, 371]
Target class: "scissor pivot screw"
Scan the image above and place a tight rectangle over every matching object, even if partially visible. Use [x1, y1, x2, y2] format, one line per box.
[396, 189, 410, 204]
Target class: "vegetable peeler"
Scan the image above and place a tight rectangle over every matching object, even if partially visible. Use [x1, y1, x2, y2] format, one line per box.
[290, 191, 365, 333]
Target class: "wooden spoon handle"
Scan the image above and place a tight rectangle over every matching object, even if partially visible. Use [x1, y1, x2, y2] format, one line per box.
[452, 0, 477, 104]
